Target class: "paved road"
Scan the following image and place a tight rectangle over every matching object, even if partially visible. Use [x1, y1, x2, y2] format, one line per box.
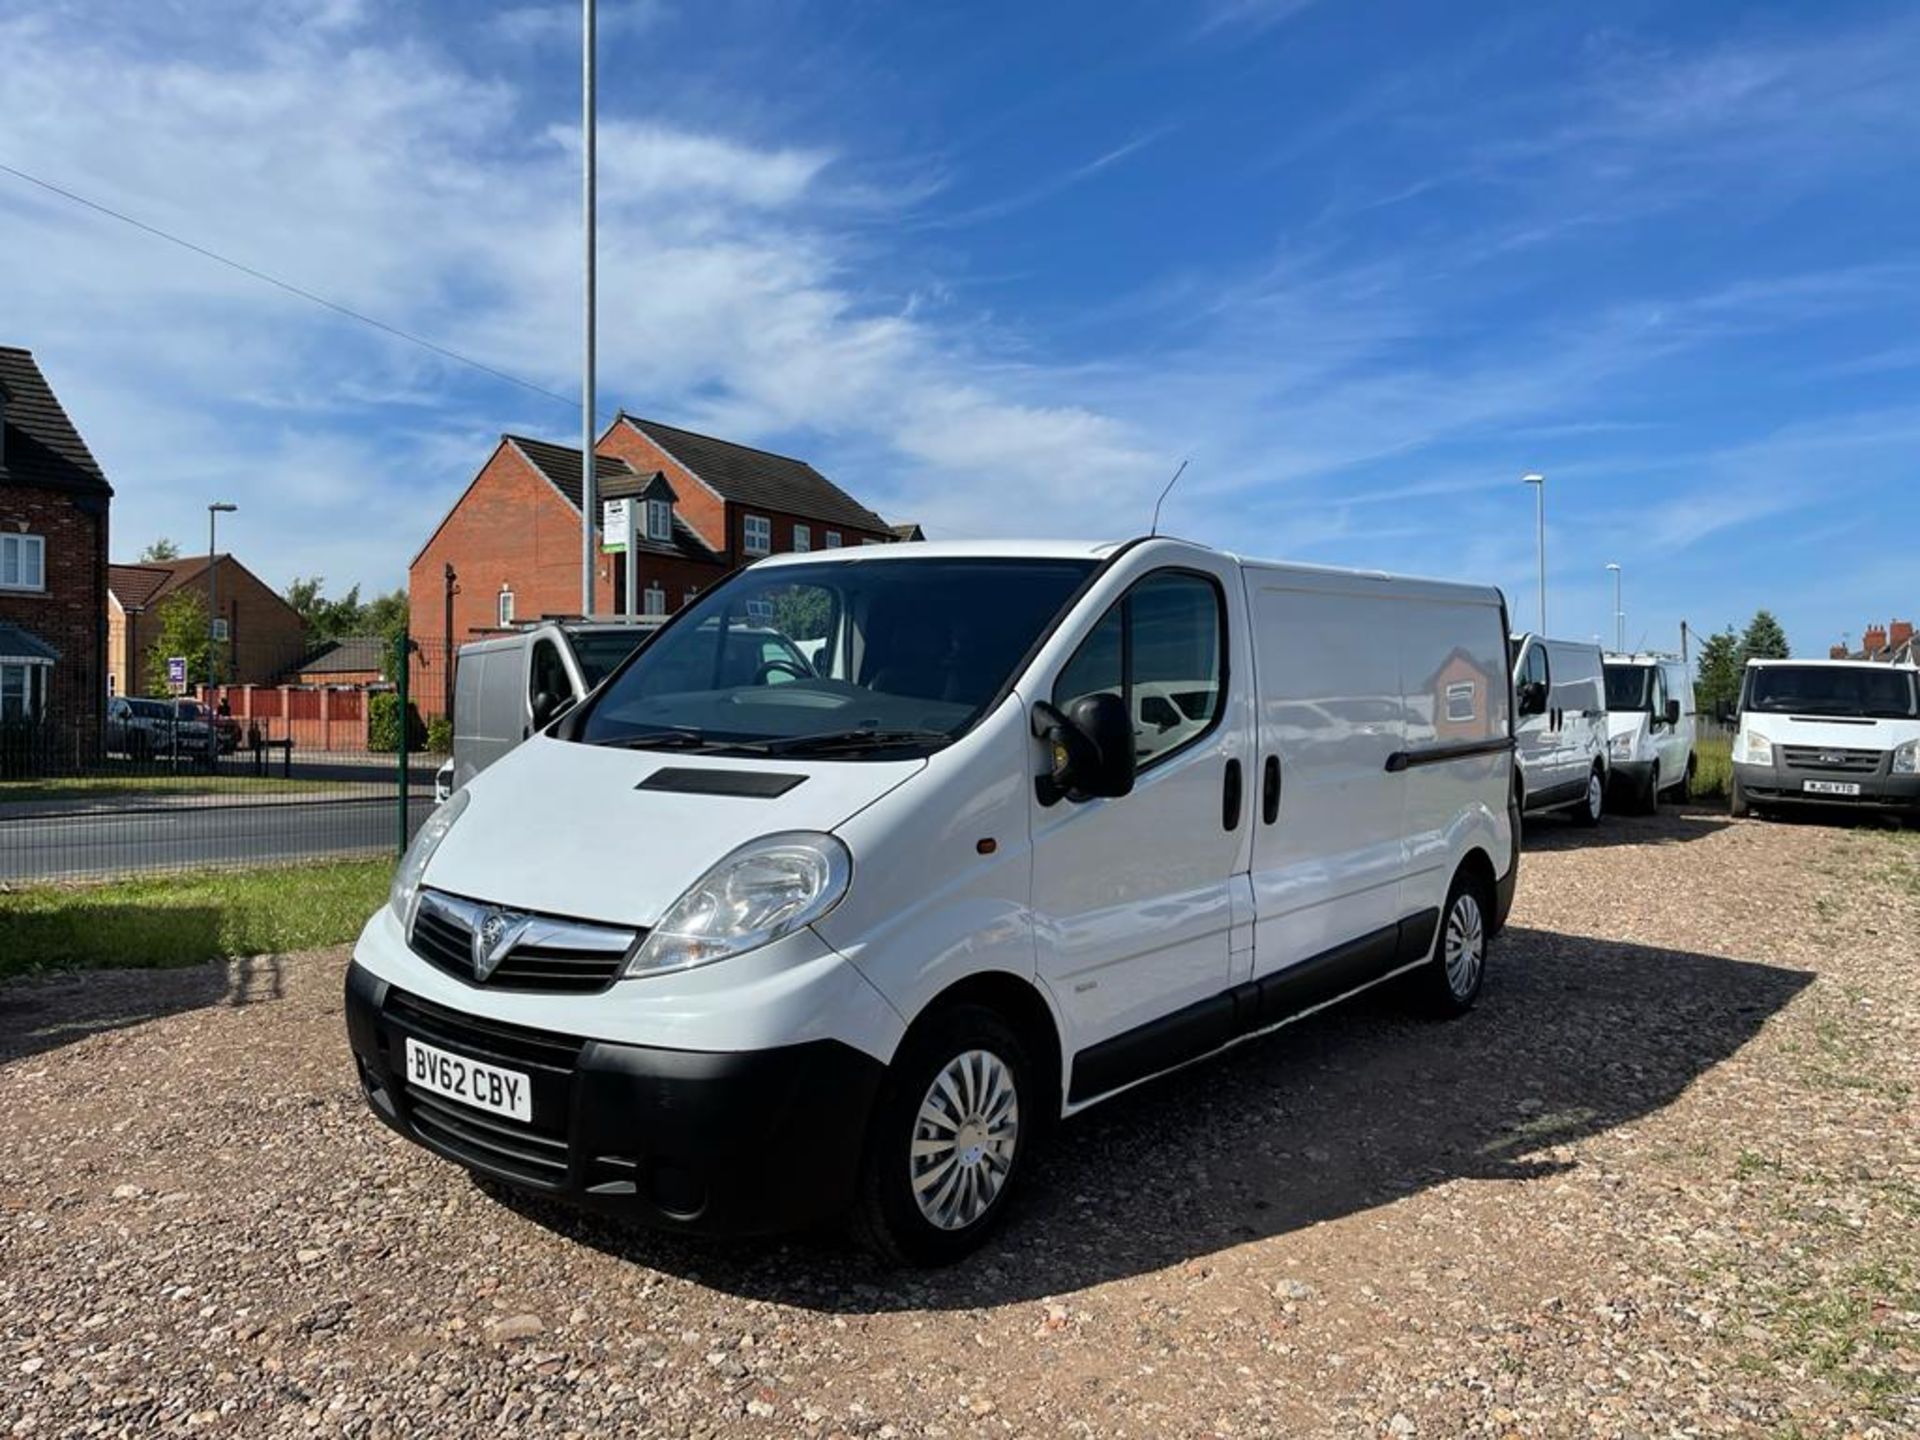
[0, 796, 423, 881]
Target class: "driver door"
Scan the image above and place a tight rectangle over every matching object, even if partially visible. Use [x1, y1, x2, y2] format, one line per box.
[1513, 639, 1554, 804]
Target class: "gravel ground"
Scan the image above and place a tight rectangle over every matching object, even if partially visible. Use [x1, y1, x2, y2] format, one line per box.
[3, 808, 1916, 1437]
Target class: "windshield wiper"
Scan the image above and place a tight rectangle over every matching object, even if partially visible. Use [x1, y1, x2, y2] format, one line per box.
[599, 727, 719, 751]
[763, 727, 952, 757]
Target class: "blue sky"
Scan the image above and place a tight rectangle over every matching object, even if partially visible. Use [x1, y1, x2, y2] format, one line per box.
[3, 0, 1916, 655]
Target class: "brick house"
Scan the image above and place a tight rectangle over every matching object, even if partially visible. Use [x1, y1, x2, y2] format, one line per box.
[408, 415, 898, 653]
[108, 554, 306, 693]
[0, 346, 112, 757]
[1829, 620, 1917, 665]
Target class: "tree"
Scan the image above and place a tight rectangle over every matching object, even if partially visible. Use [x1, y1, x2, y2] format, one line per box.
[363, 589, 411, 650]
[143, 590, 227, 693]
[1695, 626, 1743, 717]
[138, 538, 181, 562]
[1740, 610, 1790, 662]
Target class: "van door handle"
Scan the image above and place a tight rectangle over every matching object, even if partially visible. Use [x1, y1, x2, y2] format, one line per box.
[1262, 754, 1281, 824]
[1222, 758, 1243, 831]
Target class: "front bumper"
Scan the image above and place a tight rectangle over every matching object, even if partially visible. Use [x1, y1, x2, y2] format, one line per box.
[1608, 758, 1655, 791]
[346, 960, 886, 1234]
[1734, 761, 1920, 813]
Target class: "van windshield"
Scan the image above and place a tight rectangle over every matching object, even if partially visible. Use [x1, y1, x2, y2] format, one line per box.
[576, 557, 1097, 756]
[1604, 664, 1654, 711]
[1744, 665, 1918, 719]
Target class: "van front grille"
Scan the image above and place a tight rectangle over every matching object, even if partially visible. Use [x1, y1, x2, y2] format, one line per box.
[407, 890, 638, 993]
[1781, 746, 1881, 774]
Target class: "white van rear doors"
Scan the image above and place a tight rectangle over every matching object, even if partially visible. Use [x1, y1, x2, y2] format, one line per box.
[1029, 552, 1255, 1057]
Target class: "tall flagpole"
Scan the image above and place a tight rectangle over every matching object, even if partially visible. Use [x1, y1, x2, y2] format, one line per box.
[580, 0, 597, 617]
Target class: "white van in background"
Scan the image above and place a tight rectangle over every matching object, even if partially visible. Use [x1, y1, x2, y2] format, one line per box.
[347, 539, 1518, 1263]
[438, 619, 663, 800]
[1509, 633, 1609, 825]
[1603, 652, 1696, 811]
[1728, 659, 1920, 820]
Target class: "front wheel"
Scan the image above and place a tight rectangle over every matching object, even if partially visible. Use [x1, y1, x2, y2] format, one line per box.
[1571, 765, 1605, 827]
[852, 1004, 1033, 1266]
[1730, 774, 1750, 818]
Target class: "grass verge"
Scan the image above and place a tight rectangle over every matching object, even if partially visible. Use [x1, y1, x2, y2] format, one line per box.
[1690, 734, 1732, 802]
[0, 774, 343, 805]
[0, 859, 390, 978]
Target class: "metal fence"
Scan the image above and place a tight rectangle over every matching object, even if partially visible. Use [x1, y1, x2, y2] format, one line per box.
[0, 636, 447, 884]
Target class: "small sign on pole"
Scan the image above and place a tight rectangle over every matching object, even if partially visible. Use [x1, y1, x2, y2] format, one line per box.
[166, 656, 187, 692]
[601, 496, 634, 554]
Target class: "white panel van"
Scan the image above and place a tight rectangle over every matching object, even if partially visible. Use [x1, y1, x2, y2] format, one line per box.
[1728, 659, 1920, 820]
[347, 540, 1518, 1263]
[1509, 634, 1609, 825]
[1603, 652, 1696, 810]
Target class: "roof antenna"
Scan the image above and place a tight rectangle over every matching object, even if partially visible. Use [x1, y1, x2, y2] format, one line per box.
[1149, 458, 1190, 537]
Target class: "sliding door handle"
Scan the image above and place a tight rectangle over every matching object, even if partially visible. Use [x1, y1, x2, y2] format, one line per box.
[1262, 754, 1282, 824]
[1222, 758, 1243, 831]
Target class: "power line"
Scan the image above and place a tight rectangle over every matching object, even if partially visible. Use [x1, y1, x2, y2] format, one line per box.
[0, 159, 576, 409]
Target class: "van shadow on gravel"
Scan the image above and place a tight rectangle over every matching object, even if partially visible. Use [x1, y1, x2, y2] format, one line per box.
[0, 945, 285, 1064]
[1521, 804, 1731, 851]
[495, 925, 1811, 1312]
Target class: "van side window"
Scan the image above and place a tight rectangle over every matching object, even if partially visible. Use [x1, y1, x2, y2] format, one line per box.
[1054, 570, 1224, 770]
[529, 639, 570, 707]
[1520, 642, 1549, 694]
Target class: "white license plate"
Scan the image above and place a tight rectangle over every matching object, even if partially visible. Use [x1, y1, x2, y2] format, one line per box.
[404, 1037, 531, 1122]
[1803, 779, 1861, 796]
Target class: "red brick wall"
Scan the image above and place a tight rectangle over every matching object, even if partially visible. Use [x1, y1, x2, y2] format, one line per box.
[0, 484, 109, 755]
[726, 504, 891, 561]
[594, 425, 728, 553]
[410, 443, 602, 646]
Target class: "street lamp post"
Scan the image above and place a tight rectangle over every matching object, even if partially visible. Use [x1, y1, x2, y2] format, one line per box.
[1521, 473, 1546, 634]
[580, 0, 597, 618]
[207, 502, 237, 694]
[1605, 562, 1624, 652]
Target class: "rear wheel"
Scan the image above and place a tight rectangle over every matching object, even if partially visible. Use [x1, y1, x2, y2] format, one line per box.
[1413, 865, 1491, 1017]
[1571, 765, 1605, 827]
[1730, 774, 1751, 818]
[852, 1004, 1033, 1266]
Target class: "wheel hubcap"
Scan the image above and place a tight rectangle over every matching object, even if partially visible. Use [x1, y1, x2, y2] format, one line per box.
[1588, 774, 1603, 817]
[1444, 892, 1485, 998]
[910, 1048, 1019, 1231]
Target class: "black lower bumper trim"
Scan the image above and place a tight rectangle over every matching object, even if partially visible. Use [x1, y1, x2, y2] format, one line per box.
[1734, 762, 1920, 813]
[345, 961, 886, 1236]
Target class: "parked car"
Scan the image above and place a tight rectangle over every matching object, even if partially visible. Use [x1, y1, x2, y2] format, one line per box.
[348, 539, 1518, 1263]
[175, 700, 238, 754]
[1509, 633, 1609, 825]
[436, 619, 664, 802]
[1727, 659, 1920, 820]
[1603, 652, 1696, 810]
[106, 695, 213, 759]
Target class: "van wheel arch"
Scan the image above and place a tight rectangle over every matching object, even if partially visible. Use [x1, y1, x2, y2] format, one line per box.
[902, 972, 1064, 1129]
[1455, 846, 1500, 936]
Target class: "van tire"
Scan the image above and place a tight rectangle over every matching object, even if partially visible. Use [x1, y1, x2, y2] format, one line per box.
[852, 1003, 1033, 1266]
[1414, 865, 1492, 1018]
[1571, 764, 1605, 827]
[1730, 775, 1750, 818]
[1638, 763, 1661, 814]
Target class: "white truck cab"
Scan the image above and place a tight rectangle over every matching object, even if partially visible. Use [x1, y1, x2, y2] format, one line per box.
[1509, 633, 1610, 826]
[1728, 659, 1920, 820]
[1603, 652, 1696, 811]
[348, 539, 1519, 1262]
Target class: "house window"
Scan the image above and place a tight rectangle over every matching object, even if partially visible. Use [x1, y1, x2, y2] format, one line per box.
[646, 498, 673, 543]
[0, 661, 48, 722]
[744, 515, 771, 556]
[0, 534, 46, 591]
[643, 583, 666, 615]
[824, 531, 842, 548]
[793, 524, 811, 552]
[498, 588, 515, 626]
[211, 617, 230, 642]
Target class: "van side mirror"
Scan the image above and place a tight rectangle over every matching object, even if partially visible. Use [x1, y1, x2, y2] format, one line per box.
[1517, 680, 1548, 717]
[531, 690, 576, 730]
[1664, 698, 1682, 727]
[1032, 695, 1136, 805]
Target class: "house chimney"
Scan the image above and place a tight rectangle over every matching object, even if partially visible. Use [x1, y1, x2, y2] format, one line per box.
[1891, 619, 1915, 652]
[1829, 643, 1850, 659]
[1862, 624, 1888, 656]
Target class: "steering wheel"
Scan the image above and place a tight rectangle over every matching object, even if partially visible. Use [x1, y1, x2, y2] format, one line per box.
[754, 658, 811, 685]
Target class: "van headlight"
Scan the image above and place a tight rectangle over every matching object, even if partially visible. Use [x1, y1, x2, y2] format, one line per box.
[1739, 731, 1774, 766]
[1609, 732, 1636, 761]
[626, 830, 852, 977]
[1894, 739, 1919, 775]
[389, 789, 470, 927]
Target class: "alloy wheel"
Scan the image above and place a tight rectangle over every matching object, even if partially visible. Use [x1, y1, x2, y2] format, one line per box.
[1443, 891, 1485, 999]
[909, 1048, 1020, 1231]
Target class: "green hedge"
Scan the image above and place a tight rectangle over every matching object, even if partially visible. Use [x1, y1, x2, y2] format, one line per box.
[367, 692, 427, 753]
[425, 715, 453, 754]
